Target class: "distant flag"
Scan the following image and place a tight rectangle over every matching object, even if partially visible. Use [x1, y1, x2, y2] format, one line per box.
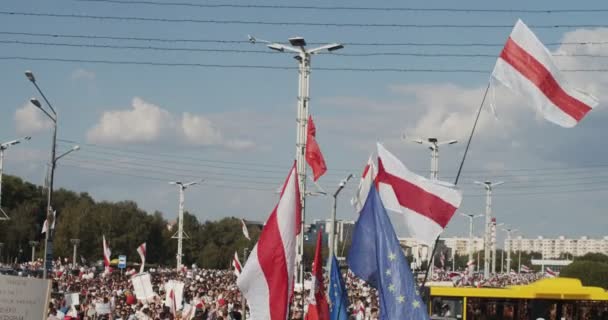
[510, 269, 517, 276]
[137, 243, 146, 273]
[347, 184, 429, 320]
[305, 115, 327, 181]
[492, 19, 598, 128]
[545, 267, 558, 278]
[521, 265, 532, 273]
[102, 235, 112, 274]
[232, 252, 242, 277]
[328, 255, 348, 320]
[169, 289, 177, 318]
[351, 155, 377, 213]
[376, 143, 463, 245]
[237, 162, 301, 320]
[40, 210, 57, 234]
[304, 232, 329, 320]
[240, 219, 251, 240]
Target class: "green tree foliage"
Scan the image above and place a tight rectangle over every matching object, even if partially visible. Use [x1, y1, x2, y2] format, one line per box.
[560, 260, 608, 289]
[0, 174, 261, 268]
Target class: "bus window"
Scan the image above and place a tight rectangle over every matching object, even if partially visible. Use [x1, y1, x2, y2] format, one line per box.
[466, 298, 522, 320]
[430, 296, 463, 319]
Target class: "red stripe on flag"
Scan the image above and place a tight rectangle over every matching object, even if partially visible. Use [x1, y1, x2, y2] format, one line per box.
[257, 208, 289, 319]
[500, 37, 592, 122]
[361, 164, 370, 178]
[377, 159, 457, 228]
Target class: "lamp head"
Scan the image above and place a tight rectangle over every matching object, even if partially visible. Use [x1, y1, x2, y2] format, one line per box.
[72, 145, 80, 151]
[267, 43, 285, 52]
[326, 43, 344, 52]
[288, 37, 306, 47]
[29, 98, 42, 108]
[25, 70, 35, 83]
[247, 35, 256, 44]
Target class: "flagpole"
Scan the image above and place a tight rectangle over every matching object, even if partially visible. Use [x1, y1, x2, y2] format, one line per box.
[420, 80, 491, 289]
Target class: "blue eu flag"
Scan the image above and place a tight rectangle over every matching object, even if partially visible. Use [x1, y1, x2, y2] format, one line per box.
[347, 185, 429, 320]
[329, 255, 348, 320]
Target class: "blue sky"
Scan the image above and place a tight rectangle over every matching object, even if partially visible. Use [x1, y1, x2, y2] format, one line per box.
[1, 0, 608, 247]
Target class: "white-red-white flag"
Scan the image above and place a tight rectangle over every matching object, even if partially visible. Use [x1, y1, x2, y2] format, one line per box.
[236, 162, 301, 320]
[376, 143, 463, 245]
[232, 251, 242, 276]
[521, 265, 532, 273]
[545, 267, 558, 278]
[102, 235, 112, 274]
[169, 289, 177, 317]
[137, 242, 146, 273]
[351, 155, 376, 213]
[41, 210, 56, 234]
[304, 231, 329, 320]
[240, 219, 251, 240]
[492, 19, 598, 128]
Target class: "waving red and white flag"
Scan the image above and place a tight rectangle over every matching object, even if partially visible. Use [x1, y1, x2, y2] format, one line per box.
[492, 19, 598, 128]
[306, 115, 327, 181]
[521, 265, 532, 273]
[351, 155, 377, 213]
[304, 231, 329, 320]
[137, 243, 146, 273]
[376, 143, 463, 245]
[232, 252, 242, 276]
[237, 162, 301, 320]
[41, 210, 56, 234]
[240, 219, 251, 240]
[545, 267, 558, 278]
[102, 235, 112, 274]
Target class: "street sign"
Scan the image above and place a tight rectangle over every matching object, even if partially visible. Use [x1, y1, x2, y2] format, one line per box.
[118, 255, 127, 269]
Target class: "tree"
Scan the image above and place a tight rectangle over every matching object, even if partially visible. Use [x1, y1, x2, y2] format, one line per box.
[560, 260, 608, 289]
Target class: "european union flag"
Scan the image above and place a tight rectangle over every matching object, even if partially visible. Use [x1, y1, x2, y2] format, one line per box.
[329, 255, 348, 320]
[347, 185, 430, 320]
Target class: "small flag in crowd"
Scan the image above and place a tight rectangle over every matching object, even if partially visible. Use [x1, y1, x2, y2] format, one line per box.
[232, 252, 242, 277]
[41, 210, 56, 234]
[137, 242, 146, 273]
[347, 184, 429, 320]
[492, 19, 598, 128]
[240, 219, 250, 240]
[237, 162, 301, 320]
[306, 115, 327, 181]
[304, 232, 329, 320]
[329, 255, 348, 320]
[521, 265, 532, 273]
[102, 235, 112, 274]
[545, 267, 558, 278]
[376, 143, 463, 245]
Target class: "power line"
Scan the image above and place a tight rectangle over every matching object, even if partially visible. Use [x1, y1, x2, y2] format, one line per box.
[2, 11, 608, 29]
[75, 0, 608, 14]
[3, 31, 608, 47]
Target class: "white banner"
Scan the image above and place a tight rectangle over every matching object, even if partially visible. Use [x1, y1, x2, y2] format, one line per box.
[0, 274, 51, 320]
[64, 293, 80, 306]
[164, 280, 184, 310]
[130, 273, 156, 303]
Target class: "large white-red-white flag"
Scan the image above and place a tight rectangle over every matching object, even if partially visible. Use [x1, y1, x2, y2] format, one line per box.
[232, 251, 242, 277]
[304, 231, 329, 320]
[492, 19, 598, 128]
[376, 143, 463, 245]
[236, 162, 301, 320]
[102, 235, 112, 274]
[137, 243, 146, 273]
[240, 219, 251, 240]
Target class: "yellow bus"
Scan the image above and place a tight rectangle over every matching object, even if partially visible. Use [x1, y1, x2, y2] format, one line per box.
[427, 278, 608, 319]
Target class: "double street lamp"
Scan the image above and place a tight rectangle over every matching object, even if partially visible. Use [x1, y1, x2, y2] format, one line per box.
[25, 70, 79, 279]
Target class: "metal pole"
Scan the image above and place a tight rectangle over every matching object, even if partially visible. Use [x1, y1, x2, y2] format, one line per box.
[177, 185, 185, 270]
[468, 216, 474, 264]
[506, 232, 512, 273]
[30, 241, 38, 263]
[328, 174, 352, 274]
[42, 118, 57, 279]
[491, 219, 497, 274]
[71, 239, 80, 267]
[483, 186, 491, 279]
[500, 248, 504, 273]
[477, 250, 480, 272]
[518, 249, 521, 273]
[242, 247, 249, 320]
[0, 149, 4, 214]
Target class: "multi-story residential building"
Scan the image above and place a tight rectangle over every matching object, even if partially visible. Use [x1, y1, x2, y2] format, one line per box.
[398, 237, 484, 257]
[505, 236, 608, 259]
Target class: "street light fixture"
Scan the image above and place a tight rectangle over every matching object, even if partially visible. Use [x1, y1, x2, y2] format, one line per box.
[169, 179, 203, 270]
[327, 174, 353, 274]
[473, 180, 504, 279]
[26, 70, 79, 279]
[1, 136, 31, 220]
[502, 227, 518, 273]
[250, 35, 344, 287]
[403, 135, 458, 181]
[459, 213, 484, 265]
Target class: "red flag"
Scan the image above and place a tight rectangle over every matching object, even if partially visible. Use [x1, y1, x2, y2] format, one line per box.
[306, 115, 327, 181]
[304, 232, 330, 320]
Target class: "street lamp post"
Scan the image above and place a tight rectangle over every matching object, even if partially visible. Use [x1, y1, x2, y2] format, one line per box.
[0, 243, 3, 264]
[328, 174, 353, 274]
[0, 137, 31, 220]
[250, 35, 344, 286]
[70, 239, 80, 267]
[169, 179, 203, 270]
[492, 220, 504, 274]
[29, 241, 38, 262]
[26, 70, 80, 279]
[460, 213, 483, 264]
[474, 180, 504, 279]
[502, 228, 518, 273]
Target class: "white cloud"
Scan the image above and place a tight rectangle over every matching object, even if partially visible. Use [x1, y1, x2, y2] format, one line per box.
[14, 102, 53, 134]
[71, 68, 96, 82]
[87, 97, 254, 149]
[87, 97, 172, 144]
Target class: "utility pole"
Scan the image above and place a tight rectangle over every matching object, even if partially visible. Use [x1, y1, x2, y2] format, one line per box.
[242, 246, 249, 320]
[518, 249, 522, 273]
[0, 243, 3, 264]
[29, 241, 38, 263]
[460, 213, 483, 264]
[169, 179, 202, 270]
[250, 35, 343, 288]
[492, 220, 504, 274]
[0, 137, 31, 220]
[70, 239, 80, 268]
[503, 228, 517, 273]
[328, 174, 352, 274]
[474, 180, 504, 279]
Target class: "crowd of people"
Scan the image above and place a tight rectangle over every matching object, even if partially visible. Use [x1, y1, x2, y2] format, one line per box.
[0, 258, 552, 320]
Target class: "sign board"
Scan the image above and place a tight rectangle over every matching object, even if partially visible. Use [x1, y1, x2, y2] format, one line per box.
[118, 255, 127, 269]
[131, 273, 156, 303]
[0, 274, 51, 320]
[65, 292, 80, 306]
